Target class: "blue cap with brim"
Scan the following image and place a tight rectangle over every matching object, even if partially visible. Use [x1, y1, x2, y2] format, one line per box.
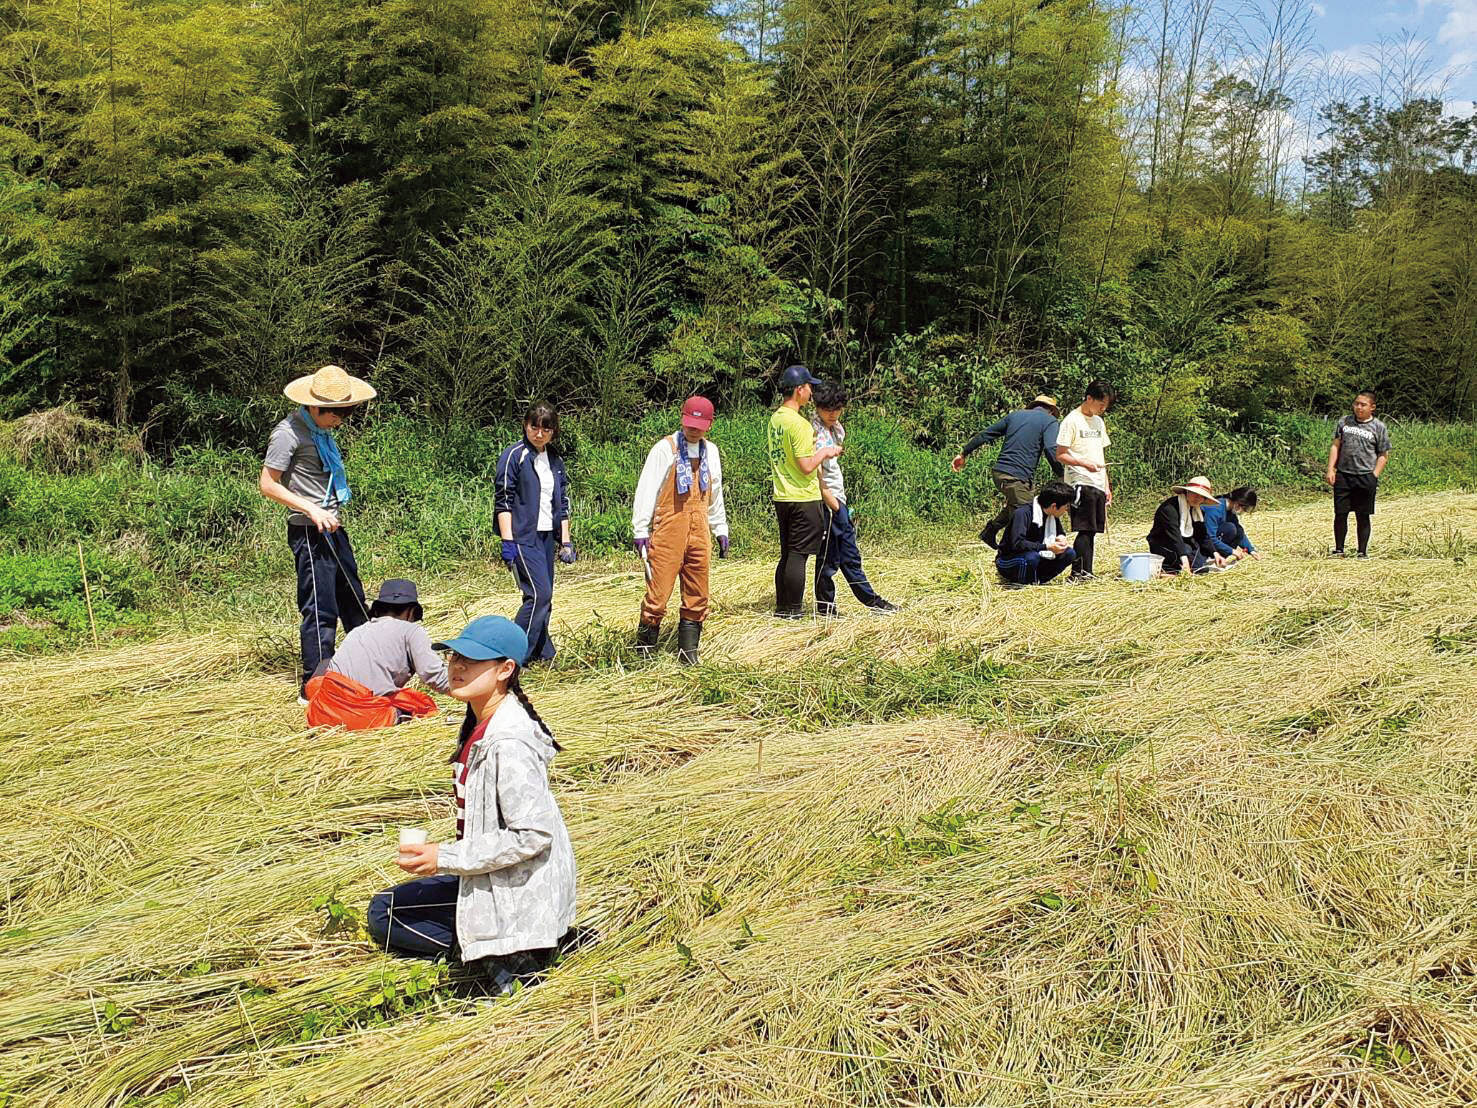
[433, 615, 529, 666]
[779, 364, 822, 391]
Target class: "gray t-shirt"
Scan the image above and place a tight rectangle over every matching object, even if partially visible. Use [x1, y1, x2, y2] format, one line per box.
[326, 618, 449, 696]
[1333, 416, 1391, 474]
[264, 415, 338, 526]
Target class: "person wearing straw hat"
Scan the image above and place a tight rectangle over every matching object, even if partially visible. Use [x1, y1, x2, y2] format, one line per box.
[632, 396, 729, 664]
[368, 616, 576, 998]
[951, 394, 1062, 550]
[1146, 477, 1227, 576]
[303, 579, 448, 730]
[260, 365, 377, 701]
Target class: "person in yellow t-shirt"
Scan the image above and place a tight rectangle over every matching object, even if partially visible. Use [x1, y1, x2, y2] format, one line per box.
[768, 365, 841, 618]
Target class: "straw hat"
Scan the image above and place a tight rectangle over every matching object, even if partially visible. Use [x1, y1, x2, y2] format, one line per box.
[1173, 476, 1218, 502]
[283, 365, 377, 408]
[1031, 394, 1059, 415]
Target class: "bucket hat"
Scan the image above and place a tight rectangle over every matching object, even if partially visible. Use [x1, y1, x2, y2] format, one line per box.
[1172, 476, 1217, 503]
[1031, 394, 1059, 416]
[374, 579, 423, 621]
[284, 364, 377, 408]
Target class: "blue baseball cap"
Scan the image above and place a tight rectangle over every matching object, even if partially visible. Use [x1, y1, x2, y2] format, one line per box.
[778, 364, 822, 391]
[432, 615, 529, 665]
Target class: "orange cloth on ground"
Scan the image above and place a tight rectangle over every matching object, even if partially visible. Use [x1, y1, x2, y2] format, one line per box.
[642, 435, 713, 627]
[305, 671, 437, 730]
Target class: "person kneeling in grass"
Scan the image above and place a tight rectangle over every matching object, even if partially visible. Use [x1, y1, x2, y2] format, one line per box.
[995, 481, 1076, 586]
[304, 579, 449, 730]
[1201, 486, 1261, 565]
[1147, 477, 1226, 576]
[367, 616, 576, 997]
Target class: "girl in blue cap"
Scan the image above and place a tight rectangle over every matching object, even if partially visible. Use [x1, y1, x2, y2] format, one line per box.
[366, 615, 576, 995]
[495, 402, 575, 663]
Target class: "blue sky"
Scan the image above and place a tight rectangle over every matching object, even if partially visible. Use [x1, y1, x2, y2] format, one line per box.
[1307, 0, 1477, 111]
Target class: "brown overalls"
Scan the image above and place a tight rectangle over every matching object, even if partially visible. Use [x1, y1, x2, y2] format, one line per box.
[641, 435, 713, 626]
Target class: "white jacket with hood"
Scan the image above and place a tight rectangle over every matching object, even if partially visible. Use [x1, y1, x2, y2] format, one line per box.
[435, 694, 576, 961]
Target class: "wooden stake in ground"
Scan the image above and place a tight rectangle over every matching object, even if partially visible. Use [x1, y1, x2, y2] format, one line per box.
[77, 541, 100, 648]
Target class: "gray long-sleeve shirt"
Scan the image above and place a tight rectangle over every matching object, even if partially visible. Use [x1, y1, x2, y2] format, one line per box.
[326, 618, 449, 695]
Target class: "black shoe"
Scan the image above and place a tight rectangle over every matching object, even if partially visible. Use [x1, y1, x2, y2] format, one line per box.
[1356, 551, 1368, 559]
[979, 524, 1000, 549]
[677, 618, 702, 664]
[635, 622, 659, 658]
[773, 609, 805, 621]
[865, 598, 899, 614]
[816, 602, 840, 619]
[1330, 548, 1345, 558]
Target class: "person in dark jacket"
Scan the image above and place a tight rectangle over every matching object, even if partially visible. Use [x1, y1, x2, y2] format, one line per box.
[1201, 486, 1261, 563]
[995, 481, 1077, 586]
[1147, 477, 1227, 576]
[495, 402, 575, 663]
[952, 395, 1062, 549]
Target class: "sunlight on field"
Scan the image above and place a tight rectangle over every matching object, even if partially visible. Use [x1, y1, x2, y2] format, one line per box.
[3, 493, 1476, 1107]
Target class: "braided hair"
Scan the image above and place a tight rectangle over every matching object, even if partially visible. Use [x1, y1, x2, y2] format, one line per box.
[449, 667, 560, 760]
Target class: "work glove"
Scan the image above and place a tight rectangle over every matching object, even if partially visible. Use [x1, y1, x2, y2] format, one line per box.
[633, 538, 650, 557]
[718, 535, 729, 559]
[559, 542, 578, 565]
[500, 540, 518, 569]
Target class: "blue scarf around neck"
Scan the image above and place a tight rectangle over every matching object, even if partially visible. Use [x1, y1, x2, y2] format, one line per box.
[673, 432, 709, 496]
[299, 406, 351, 507]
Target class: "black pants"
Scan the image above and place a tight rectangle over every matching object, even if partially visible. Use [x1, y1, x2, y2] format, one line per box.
[1333, 472, 1377, 554]
[1068, 486, 1107, 577]
[816, 503, 882, 611]
[774, 500, 825, 614]
[288, 524, 368, 692]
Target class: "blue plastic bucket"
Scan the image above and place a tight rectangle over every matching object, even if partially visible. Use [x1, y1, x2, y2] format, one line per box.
[1119, 553, 1164, 582]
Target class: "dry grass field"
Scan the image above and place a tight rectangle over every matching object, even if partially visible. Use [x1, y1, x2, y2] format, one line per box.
[3, 491, 1476, 1107]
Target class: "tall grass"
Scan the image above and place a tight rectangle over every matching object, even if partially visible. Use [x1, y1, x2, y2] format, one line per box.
[2, 493, 1476, 1105]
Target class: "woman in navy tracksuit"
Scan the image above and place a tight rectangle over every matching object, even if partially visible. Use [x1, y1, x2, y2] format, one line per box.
[495, 402, 575, 663]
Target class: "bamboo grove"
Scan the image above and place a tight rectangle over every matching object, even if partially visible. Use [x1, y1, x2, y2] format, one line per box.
[1, 0, 1475, 444]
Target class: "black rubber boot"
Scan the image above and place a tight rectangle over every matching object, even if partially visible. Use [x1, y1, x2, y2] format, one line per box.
[677, 618, 702, 665]
[635, 622, 660, 658]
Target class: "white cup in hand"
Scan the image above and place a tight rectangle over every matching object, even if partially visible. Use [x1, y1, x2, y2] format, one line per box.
[398, 828, 428, 847]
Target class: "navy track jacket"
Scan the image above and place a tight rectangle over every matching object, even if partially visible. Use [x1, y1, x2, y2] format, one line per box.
[495, 440, 571, 543]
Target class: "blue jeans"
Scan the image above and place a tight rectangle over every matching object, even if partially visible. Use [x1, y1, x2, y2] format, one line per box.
[815, 504, 882, 609]
[512, 531, 557, 661]
[367, 875, 459, 957]
[996, 548, 1076, 585]
[288, 524, 369, 691]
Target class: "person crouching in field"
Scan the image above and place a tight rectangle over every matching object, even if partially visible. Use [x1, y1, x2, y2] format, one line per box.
[496, 402, 576, 664]
[812, 380, 898, 616]
[1327, 391, 1391, 558]
[369, 616, 576, 997]
[995, 481, 1076, 586]
[259, 365, 376, 702]
[1201, 486, 1261, 565]
[304, 579, 448, 730]
[1147, 477, 1226, 576]
[632, 396, 730, 664]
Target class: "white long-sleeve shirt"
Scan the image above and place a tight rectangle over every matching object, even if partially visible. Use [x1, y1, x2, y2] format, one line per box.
[631, 435, 729, 541]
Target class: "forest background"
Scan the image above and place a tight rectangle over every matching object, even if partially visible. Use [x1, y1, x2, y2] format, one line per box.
[1, 0, 1476, 647]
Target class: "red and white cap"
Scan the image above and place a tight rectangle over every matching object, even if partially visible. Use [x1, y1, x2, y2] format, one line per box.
[681, 395, 715, 432]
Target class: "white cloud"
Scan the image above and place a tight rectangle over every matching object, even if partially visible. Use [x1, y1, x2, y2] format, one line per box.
[1312, 3, 1326, 17]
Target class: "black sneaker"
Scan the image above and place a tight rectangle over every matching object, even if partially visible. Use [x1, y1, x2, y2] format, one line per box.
[773, 609, 805, 621]
[865, 599, 899, 614]
[816, 602, 840, 618]
[1356, 551, 1368, 559]
[1330, 548, 1345, 558]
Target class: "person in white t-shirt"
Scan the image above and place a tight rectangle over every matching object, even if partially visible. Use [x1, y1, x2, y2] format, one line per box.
[1053, 380, 1115, 579]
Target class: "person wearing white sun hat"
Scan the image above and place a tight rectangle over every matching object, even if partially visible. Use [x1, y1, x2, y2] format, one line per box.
[259, 364, 378, 700]
[1146, 476, 1228, 576]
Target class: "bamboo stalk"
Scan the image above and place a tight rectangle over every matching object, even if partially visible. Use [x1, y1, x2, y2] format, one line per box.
[77, 540, 100, 648]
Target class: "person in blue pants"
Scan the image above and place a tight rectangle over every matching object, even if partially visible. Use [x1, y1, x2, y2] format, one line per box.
[995, 481, 1077, 586]
[1201, 486, 1262, 564]
[811, 380, 899, 617]
[495, 402, 576, 663]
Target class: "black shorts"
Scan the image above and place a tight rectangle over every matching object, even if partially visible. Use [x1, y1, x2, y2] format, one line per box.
[1334, 472, 1378, 516]
[775, 500, 825, 556]
[1068, 485, 1108, 533]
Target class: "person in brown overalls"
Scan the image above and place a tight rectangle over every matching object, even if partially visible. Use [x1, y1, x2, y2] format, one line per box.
[631, 396, 730, 664]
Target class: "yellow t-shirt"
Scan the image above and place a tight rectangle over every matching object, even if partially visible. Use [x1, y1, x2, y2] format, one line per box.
[768, 406, 819, 502]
